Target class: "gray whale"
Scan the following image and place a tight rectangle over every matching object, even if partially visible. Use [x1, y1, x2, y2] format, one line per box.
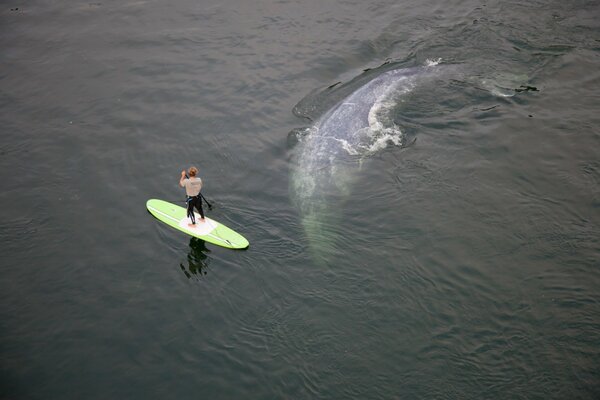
[291, 64, 444, 256]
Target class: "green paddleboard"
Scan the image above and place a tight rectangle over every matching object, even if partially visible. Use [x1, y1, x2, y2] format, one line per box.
[146, 199, 249, 249]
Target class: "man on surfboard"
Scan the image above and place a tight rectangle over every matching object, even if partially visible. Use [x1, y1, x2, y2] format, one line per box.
[179, 167, 205, 226]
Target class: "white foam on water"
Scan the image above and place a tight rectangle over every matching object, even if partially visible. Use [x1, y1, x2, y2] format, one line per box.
[368, 126, 403, 153]
[425, 58, 442, 67]
[337, 138, 360, 155]
[361, 78, 415, 154]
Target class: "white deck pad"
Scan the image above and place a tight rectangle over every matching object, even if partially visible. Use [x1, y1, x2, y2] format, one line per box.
[178, 213, 217, 235]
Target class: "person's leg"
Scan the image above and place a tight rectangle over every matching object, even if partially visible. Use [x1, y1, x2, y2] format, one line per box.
[194, 196, 205, 220]
[187, 198, 196, 225]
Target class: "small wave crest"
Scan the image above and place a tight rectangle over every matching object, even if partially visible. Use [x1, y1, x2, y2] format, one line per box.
[425, 58, 442, 67]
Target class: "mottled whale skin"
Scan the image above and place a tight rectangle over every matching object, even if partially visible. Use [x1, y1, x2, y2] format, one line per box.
[291, 65, 440, 255]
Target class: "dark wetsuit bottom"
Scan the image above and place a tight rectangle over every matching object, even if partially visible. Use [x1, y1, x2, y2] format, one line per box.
[186, 195, 204, 224]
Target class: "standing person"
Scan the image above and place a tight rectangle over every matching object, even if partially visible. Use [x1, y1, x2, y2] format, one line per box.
[179, 167, 205, 226]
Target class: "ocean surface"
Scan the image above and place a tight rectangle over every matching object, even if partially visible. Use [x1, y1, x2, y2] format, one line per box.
[1, 0, 599, 398]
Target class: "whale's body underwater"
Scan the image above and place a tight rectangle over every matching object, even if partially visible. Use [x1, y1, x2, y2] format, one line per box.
[291, 64, 444, 255]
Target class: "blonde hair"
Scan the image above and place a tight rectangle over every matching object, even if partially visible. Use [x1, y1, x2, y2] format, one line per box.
[188, 166, 198, 177]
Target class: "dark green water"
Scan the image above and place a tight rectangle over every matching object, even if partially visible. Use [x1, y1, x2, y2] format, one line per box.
[1, 0, 599, 398]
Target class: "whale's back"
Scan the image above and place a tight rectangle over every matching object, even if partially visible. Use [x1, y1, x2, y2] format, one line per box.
[293, 66, 428, 201]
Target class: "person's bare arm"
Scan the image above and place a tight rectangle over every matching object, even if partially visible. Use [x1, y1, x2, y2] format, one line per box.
[179, 170, 187, 187]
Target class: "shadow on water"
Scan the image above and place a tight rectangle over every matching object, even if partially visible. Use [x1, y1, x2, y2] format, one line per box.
[179, 237, 211, 279]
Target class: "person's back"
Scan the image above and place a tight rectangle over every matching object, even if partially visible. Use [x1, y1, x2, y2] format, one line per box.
[184, 176, 202, 197]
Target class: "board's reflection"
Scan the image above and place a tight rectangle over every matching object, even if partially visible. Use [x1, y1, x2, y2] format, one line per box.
[180, 237, 211, 278]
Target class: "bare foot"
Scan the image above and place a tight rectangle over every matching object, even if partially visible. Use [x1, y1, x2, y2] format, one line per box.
[187, 223, 196, 228]
[200, 218, 206, 223]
